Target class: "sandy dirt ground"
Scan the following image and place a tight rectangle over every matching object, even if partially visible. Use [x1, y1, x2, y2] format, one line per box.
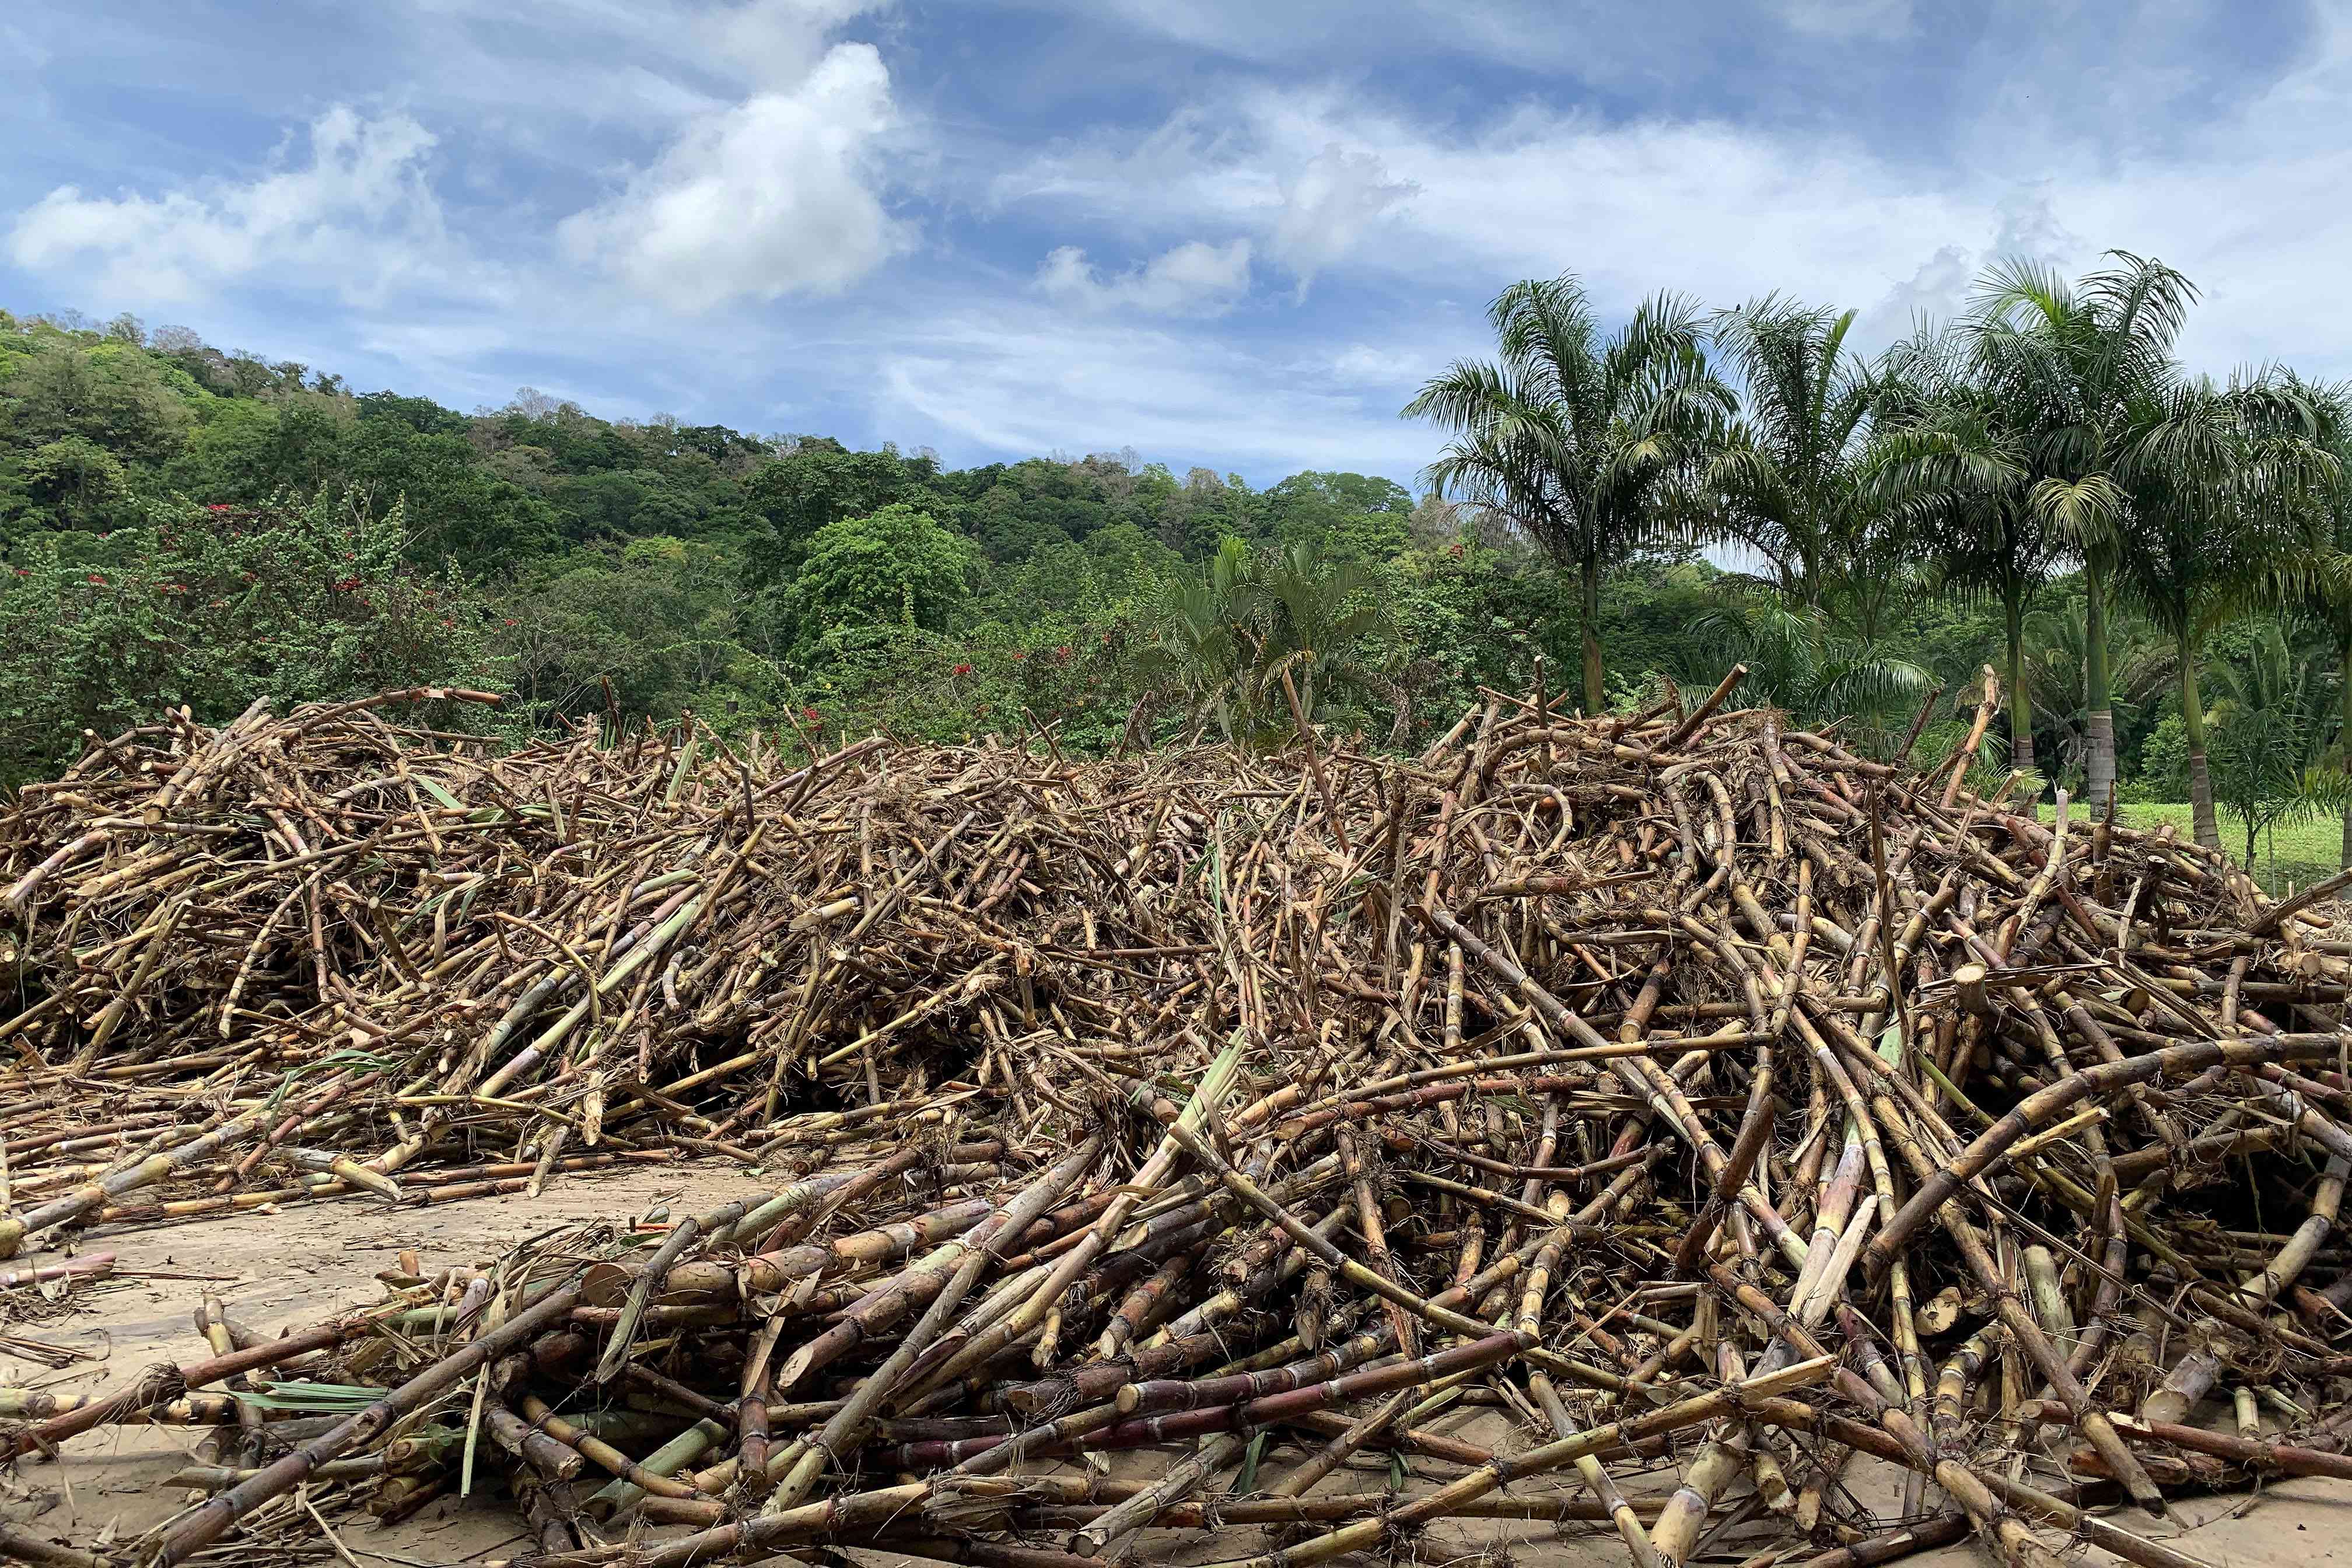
[4, 1160, 2350, 1568]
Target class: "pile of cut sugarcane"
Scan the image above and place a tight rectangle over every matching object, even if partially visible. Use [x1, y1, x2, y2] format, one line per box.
[9, 670, 2352, 1568]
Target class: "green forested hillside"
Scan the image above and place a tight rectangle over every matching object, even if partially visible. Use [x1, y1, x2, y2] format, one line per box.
[0, 306, 1745, 778]
[8, 264, 2352, 887]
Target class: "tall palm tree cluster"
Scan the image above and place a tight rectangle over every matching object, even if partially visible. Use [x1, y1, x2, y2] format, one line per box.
[1409, 257, 2352, 857]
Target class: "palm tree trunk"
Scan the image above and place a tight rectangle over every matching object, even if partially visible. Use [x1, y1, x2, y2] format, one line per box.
[1578, 559, 1605, 715]
[2004, 585, 2037, 807]
[2180, 635, 2221, 851]
[2083, 552, 2117, 813]
[2340, 626, 2352, 871]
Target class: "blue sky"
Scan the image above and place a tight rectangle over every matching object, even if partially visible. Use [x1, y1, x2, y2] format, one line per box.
[3, 1, 2344, 489]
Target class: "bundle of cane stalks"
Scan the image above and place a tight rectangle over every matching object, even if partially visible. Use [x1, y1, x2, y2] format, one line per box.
[8, 669, 2352, 1568]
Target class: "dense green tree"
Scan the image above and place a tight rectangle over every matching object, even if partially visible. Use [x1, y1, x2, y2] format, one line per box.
[790, 502, 978, 652]
[1152, 468, 1260, 558]
[0, 491, 489, 781]
[744, 440, 939, 575]
[172, 400, 290, 501]
[3, 340, 188, 464]
[343, 423, 559, 569]
[1262, 471, 1413, 564]
[355, 390, 470, 438]
[16, 438, 134, 532]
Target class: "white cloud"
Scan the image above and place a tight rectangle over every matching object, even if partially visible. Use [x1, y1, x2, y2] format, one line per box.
[1326, 343, 1426, 384]
[697, 0, 892, 87]
[1007, 90, 1985, 320]
[995, 47, 2352, 390]
[995, 121, 1412, 294]
[1987, 191, 2080, 264]
[1036, 239, 1253, 315]
[873, 303, 1406, 471]
[7, 106, 457, 303]
[1269, 145, 1416, 292]
[1864, 244, 1973, 338]
[1860, 194, 2086, 340]
[556, 38, 906, 309]
[1769, 0, 1913, 41]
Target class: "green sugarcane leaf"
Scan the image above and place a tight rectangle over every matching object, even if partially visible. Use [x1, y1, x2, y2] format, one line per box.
[226, 1380, 380, 1413]
[414, 775, 464, 813]
[1234, 1430, 1268, 1496]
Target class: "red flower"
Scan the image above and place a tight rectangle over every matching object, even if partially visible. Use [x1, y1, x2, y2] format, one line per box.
[206, 503, 232, 512]
[441, 617, 453, 628]
[1055, 645, 1070, 660]
[801, 706, 821, 723]
[86, 573, 106, 585]
[1011, 650, 1026, 661]
[502, 617, 516, 626]
[951, 662, 974, 676]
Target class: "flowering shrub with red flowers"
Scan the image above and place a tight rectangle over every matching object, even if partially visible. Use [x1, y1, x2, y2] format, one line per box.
[0, 488, 495, 783]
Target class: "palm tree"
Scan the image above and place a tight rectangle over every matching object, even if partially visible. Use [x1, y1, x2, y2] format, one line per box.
[1871, 329, 2063, 790]
[2248, 374, 2352, 865]
[1702, 296, 1901, 640]
[1692, 589, 1932, 739]
[1139, 536, 1251, 743]
[1405, 274, 1730, 713]
[2207, 620, 2332, 872]
[2115, 373, 2342, 849]
[1969, 252, 2198, 811]
[1136, 537, 1391, 746]
[2015, 596, 2174, 790]
[1246, 538, 1392, 723]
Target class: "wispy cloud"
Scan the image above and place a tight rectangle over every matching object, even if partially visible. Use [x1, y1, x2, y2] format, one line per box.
[1036, 239, 1254, 316]
[872, 302, 1407, 468]
[8, 107, 468, 305]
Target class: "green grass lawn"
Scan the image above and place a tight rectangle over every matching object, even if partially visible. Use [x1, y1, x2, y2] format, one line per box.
[2116, 803, 2342, 895]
